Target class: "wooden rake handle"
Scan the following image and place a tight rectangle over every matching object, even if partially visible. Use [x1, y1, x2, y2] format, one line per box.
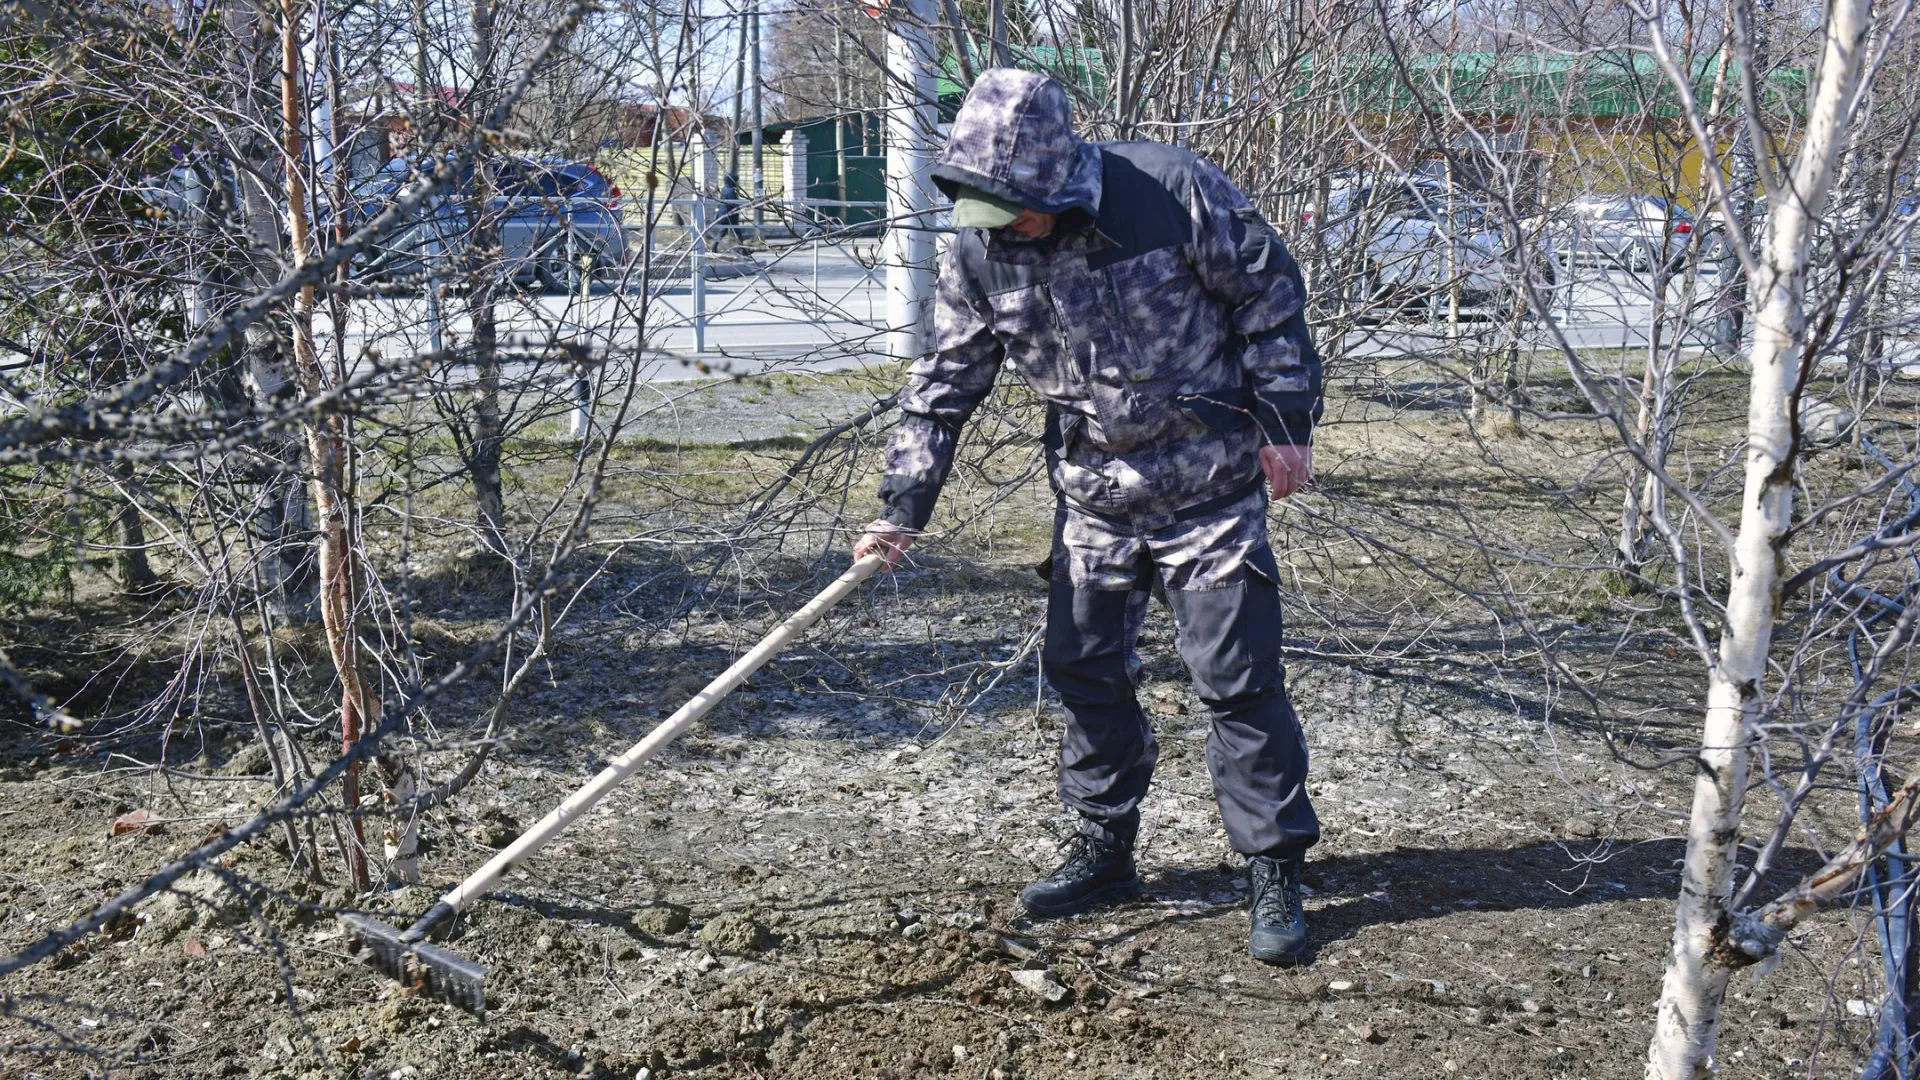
[435, 553, 889, 915]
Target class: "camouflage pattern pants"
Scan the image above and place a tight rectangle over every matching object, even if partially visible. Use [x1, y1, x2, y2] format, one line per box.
[1040, 481, 1319, 861]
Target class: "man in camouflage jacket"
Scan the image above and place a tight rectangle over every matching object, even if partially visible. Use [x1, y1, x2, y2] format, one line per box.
[854, 69, 1321, 964]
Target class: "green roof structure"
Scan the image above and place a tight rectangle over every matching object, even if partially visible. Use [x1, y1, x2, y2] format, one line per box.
[937, 45, 1108, 101]
[1300, 50, 1806, 120]
[935, 46, 1804, 121]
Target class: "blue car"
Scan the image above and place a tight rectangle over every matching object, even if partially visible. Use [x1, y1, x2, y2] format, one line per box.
[333, 155, 627, 292]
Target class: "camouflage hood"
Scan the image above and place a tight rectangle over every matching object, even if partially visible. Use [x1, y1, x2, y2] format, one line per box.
[932, 68, 1102, 220]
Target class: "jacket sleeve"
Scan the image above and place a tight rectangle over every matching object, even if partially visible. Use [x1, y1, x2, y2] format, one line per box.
[877, 238, 1004, 531]
[1186, 158, 1323, 446]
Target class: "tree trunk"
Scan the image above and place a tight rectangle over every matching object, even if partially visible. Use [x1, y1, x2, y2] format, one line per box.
[1617, 351, 1667, 584]
[280, 0, 372, 891]
[468, 0, 507, 565]
[1645, 0, 1871, 1071]
[111, 462, 159, 597]
[227, 0, 316, 618]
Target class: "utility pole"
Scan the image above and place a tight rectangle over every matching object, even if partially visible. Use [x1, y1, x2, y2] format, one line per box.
[836, 32, 849, 214]
[728, 4, 746, 190]
[750, 0, 764, 239]
[722, 3, 748, 251]
[884, 0, 938, 364]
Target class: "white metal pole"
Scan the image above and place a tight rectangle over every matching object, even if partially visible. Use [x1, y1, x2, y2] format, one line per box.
[306, 2, 333, 179]
[692, 196, 708, 353]
[884, 0, 938, 366]
[749, 0, 764, 240]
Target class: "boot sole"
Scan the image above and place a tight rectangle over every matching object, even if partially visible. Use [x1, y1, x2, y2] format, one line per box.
[1249, 937, 1310, 966]
[1020, 878, 1143, 919]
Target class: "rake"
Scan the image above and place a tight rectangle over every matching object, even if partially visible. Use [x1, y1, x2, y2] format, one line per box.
[342, 553, 887, 1013]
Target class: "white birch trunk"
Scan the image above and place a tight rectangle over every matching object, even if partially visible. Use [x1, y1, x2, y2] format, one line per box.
[382, 755, 422, 884]
[1645, 0, 1873, 1074]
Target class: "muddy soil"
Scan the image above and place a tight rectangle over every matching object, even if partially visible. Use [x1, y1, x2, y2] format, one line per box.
[0, 570, 1878, 1079]
[1, 361, 1904, 1079]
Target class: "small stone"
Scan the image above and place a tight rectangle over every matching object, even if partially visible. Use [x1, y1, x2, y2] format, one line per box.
[1799, 400, 1855, 446]
[1521, 999, 1543, 1014]
[952, 1045, 969, 1064]
[110, 809, 165, 837]
[693, 952, 719, 973]
[1010, 969, 1068, 1003]
[945, 912, 984, 931]
[901, 922, 929, 941]
[1327, 979, 1358, 994]
[1443, 1061, 1458, 1074]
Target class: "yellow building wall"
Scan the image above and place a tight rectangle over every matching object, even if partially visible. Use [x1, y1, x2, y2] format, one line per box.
[599, 144, 794, 200]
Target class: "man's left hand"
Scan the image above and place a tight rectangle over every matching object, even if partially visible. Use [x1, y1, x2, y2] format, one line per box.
[1260, 444, 1313, 499]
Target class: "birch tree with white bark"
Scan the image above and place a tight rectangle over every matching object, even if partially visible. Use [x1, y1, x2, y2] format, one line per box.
[1630, 0, 1895, 1071]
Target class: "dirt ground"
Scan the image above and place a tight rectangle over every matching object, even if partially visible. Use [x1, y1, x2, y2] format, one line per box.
[0, 356, 1903, 1079]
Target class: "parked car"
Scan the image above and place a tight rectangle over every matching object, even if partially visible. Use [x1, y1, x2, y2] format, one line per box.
[1546, 195, 1704, 274]
[331, 155, 627, 292]
[1318, 177, 1555, 320]
[138, 155, 627, 293]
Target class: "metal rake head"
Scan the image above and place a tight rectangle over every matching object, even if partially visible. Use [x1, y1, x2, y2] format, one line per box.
[340, 913, 487, 1014]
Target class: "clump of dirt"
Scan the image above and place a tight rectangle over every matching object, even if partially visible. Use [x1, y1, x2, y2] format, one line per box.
[695, 910, 772, 953]
[470, 805, 521, 848]
[634, 902, 691, 936]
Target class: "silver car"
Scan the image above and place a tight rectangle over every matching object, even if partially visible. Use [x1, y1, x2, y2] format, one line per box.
[1320, 179, 1555, 320]
[1549, 196, 1702, 273]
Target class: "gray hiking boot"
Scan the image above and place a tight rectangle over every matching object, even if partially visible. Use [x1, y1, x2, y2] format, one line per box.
[1248, 856, 1308, 964]
[1020, 834, 1141, 918]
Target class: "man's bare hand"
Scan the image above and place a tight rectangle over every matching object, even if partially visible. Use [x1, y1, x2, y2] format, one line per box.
[1260, 444, 1313, 499]
[853, 519, 916, 569]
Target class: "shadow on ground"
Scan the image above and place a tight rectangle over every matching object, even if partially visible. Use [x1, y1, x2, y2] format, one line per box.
[1128, 837, 1823, 947]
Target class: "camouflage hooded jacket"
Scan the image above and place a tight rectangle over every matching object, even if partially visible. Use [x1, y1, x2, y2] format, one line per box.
[877, 68, 1322, 532]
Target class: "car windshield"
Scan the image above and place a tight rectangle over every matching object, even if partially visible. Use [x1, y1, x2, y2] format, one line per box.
[1358, 184, 1446, 218]
[1598, 197, 1693, 222]
[497, 160, 608, 199]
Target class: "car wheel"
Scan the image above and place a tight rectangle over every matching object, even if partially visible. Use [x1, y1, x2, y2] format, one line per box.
[531, 253, 570, 294]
